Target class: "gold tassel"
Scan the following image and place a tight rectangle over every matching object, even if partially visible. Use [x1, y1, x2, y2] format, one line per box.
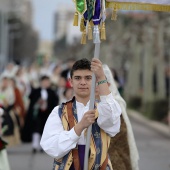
[81, 29, 86, 44]
[101, 22, 106, 40]
[98, 25, 101, 34]
[111, 7, 118, 21]
[89, 20, 94, 27]
[73, 11, 79, 26]
[98, 25, 101, 39]
[80, 17, 85, 32]
[88, 23, 93, 40]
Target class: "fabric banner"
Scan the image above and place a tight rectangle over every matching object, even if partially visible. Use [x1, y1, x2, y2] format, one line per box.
[74, 0, 87, 15]
[106, 0, 170, 12]
[87, 0, 95, 21]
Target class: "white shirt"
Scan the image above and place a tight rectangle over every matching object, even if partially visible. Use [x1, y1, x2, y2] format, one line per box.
[41, 89, 48, 100]
[40, 93, 121, 159]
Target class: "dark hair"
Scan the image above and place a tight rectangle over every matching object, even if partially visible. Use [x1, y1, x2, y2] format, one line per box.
[70, 58, 91, 78]
[40, 75, 50, 81]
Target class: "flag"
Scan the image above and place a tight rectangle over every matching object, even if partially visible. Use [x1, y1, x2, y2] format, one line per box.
[72, 0, 170, 43]
[106, 0, 170, 12]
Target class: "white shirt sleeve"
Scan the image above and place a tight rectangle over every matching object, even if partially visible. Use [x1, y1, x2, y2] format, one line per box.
[97, 92, 122, 137]
[40, 93, 121, 158]
[40, 106, 80, 159]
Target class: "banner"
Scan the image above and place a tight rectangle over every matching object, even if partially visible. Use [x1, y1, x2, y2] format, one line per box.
[106, 0, 170, 12]
[74, 0, 87, 15]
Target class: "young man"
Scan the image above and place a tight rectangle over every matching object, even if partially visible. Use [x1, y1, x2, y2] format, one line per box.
[40, 58, 121, 170]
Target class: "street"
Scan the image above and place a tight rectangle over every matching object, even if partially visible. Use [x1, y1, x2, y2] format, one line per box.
[130, 115, 170, 170]
[7, 144, 52, 170]
[7, 113, 170, 170]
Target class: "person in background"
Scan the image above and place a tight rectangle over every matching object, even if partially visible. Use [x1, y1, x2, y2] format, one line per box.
[60, 57, 76, 82]
[62, 87, 74, 103]
[9, 78, 25, 129]
[99, 64, 139, 170]
[40, 58, 122, 170]
[58, 58, 76, 104]
[22, 75, 59, 153]
[27, 63, 40, 89]
[111, 68, 124, 97]
[57, 75, 68, 104]
[0, 75, 20, 147]
[50, 64, 62, 90]
[0, 108, 11, 170]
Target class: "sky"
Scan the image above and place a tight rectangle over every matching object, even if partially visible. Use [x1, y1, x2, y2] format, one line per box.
[31, 0, 73, 41]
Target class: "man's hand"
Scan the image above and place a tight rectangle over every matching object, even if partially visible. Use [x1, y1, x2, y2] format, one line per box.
[74, 110, 95, 136]
[80, 110, 96, 128]
[91, 58, 106, 82]
[91, 58, 110, 96]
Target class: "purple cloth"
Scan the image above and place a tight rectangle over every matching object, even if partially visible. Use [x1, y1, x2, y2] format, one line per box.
[93, 0, 101, 25]
[70, 145, 85, 170]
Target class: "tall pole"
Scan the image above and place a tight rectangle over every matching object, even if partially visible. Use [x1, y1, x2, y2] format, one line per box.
[84, 25, 101, 170]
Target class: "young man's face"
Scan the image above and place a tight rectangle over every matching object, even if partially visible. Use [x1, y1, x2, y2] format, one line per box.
[70, 69, 92, 99]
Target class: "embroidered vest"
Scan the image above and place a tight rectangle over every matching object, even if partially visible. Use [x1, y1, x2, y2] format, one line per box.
[53, 97, 113, 170]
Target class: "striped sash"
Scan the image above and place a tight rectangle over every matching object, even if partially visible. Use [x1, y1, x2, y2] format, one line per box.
[53, 97, 113, 170]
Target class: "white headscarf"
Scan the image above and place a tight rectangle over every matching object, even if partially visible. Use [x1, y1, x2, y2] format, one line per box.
[103, 64, 139, 170]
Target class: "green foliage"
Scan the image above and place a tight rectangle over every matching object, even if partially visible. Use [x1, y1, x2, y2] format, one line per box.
[128, 97, 168, 123]
[142, 100, 168, 122]
[128, 96, 142, 109]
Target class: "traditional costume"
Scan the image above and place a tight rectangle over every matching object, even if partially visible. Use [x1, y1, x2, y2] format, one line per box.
[40, 93, 121, 170]
[103, 64, 139, 170]
[22, 85, 59, 148]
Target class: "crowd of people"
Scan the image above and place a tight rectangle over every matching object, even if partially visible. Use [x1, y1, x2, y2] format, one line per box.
[0, 57, 139, 170]
[0, 57, 76, 149]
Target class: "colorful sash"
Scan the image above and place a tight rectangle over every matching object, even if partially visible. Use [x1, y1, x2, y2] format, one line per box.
[53, 97, 113, 170]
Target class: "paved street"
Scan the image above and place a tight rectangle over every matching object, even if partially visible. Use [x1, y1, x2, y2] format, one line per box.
[6, 112, 170, 170]
[7, 144, 52, 170]
[130, 115, 170, 170]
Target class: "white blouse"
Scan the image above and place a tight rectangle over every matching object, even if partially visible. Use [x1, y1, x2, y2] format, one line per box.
[40, 93, 121, 159]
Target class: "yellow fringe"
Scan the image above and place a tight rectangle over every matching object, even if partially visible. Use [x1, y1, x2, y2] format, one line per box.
[101, 22, 106, 40]
[98, 25, 101, 34]
[80, 17, 85, 32]
[73, 11, 79, 26]
[88, 23, 93, 40]
[81, 29, 87, 44]
[111, 10, 117, 20]
[111, 4, 118, 21]
[106, 2, 170, 12]
[90, 20, 94, 27]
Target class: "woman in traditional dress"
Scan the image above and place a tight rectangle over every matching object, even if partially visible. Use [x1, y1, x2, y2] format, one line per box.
[0, 76, 21, 147]
[95, 64, 139, 170]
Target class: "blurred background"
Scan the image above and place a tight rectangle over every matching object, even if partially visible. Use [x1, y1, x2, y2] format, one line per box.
[0, 0, 169, 170]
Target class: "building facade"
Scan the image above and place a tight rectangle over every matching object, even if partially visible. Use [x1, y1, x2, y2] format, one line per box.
[0, 0, 37, 71]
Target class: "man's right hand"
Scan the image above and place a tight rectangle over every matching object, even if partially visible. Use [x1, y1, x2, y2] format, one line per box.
[74, 110, 95, 136]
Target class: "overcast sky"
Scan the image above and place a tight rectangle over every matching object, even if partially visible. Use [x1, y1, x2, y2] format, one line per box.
[32, 0, 73, 41]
